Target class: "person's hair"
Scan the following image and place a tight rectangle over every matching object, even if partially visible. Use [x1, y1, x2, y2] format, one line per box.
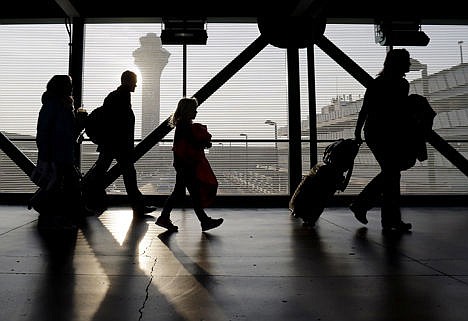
[46, 75, 73, 97]
[378, 48, 410, 77]
[170, 97, 199, 127]
[121, 70, 137, 85]
[43, 75, 74, 107]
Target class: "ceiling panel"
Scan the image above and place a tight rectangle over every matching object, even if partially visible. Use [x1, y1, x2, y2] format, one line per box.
[0, 0, 467, 24]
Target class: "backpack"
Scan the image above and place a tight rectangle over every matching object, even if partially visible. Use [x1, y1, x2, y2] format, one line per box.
[85, 106, 106, 144]
[322, 138, 360, 191]
[323, 138, 360, 169]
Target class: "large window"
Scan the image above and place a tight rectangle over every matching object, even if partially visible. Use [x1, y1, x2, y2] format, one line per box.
[82, 23, 291, 195]
[1, 22, 467, 196]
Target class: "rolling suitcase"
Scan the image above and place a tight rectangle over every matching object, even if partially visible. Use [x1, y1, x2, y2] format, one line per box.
[289, 138, 360, 226]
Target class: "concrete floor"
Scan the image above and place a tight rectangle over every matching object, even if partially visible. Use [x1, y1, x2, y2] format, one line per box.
[1, 205, 468, 321]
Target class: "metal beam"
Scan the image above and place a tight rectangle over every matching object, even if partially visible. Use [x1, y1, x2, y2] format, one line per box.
[315, 34, 373, 87]
[0, 132, 35, 177]
[427, 131, 468, 177]
[54, 0, 80, 17]
[192, 35, 269, 105]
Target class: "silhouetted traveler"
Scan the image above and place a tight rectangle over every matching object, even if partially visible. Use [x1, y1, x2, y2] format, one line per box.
[155, 97, 223, 232]
[31, 75, 84, 230]
[351, 49, 414, 233]
[84, 70, 155, 219]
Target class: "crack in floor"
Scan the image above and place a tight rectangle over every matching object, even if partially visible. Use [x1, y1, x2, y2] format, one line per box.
[138, 235, 158, 321]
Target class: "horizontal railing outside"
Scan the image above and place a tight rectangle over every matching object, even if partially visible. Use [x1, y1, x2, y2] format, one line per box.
[1, 137, 467, 196]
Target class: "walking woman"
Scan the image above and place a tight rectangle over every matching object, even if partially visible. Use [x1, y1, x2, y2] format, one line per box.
[32, 75, 83, 230]
[351, 49, 414, 233]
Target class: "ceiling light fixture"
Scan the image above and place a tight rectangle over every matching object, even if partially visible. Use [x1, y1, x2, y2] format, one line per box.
[161, 18, 207, 45]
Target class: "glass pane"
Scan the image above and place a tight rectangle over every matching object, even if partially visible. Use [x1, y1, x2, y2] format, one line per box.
[0, 24, 70, 136]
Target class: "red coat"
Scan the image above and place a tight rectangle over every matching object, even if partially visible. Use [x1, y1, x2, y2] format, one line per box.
[172, 122, 218, 207]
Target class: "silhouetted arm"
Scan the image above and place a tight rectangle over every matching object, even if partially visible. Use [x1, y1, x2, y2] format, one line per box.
[354, 91, 369, 143]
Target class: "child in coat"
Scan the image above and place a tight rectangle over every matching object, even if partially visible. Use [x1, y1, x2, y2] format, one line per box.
[155, 97, 224, 232]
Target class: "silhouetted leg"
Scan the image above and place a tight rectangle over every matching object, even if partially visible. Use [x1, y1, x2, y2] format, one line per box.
[117, 155, 144, 212]
[159, 169, 222, 231]
[61, 165, 84, 220]
[88, 152, 113, 189]
[159, 172, 186, 219]
[155, 171, 186, 231]
[353, 138, 390, 225]
[185, 178, 223, 231]
[36, 164, 81, 230]
[185, 182, 210, 222]
[377, 147, 411, 232]
[380, 167, 401, 228]
[84, 152, 113, 211]
[159, 192, 176, 219]
[353, 172, 384, 211]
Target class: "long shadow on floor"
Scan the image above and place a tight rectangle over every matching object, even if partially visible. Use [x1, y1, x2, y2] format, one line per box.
[28, 228, 78, 321]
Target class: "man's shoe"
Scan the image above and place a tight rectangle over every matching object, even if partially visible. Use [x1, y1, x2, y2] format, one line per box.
[155, 216, 178, 232]
[201, 217, 224, 231]
[350, 203, 368, 225]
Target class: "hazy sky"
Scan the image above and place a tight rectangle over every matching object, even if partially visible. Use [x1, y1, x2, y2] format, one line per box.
[1, 23, 467, 139]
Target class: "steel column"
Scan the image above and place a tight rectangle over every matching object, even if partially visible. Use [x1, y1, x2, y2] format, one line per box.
[287, 47, 302, 195]
[307, 45, 318, 167]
